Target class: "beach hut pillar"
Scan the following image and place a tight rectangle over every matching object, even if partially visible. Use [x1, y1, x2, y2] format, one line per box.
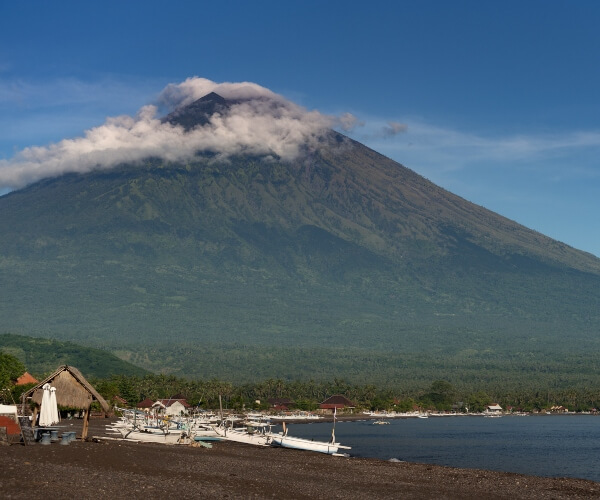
[31, 406, 39, 427]
[81, 409, 90, 440]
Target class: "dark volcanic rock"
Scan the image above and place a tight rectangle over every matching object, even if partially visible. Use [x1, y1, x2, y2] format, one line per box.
[163, 91, 233, 130]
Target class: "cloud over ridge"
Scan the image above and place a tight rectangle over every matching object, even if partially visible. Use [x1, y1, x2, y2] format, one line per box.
[0, 77, 335, 190]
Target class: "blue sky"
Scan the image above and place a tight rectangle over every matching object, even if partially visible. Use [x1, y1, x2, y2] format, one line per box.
[1, 1, 599, 256]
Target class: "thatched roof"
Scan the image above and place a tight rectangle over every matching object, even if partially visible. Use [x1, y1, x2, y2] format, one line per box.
[21, 365, 110, 413]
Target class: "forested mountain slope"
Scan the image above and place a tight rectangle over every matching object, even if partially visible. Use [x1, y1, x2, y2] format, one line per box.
[1, 93, 599, 384]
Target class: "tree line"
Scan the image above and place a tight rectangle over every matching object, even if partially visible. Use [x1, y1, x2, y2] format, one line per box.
[2, 351, 600, 413]
[90, 373, 600, 413]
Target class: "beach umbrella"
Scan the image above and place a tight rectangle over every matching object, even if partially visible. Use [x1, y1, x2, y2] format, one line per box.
[39, 383, 52, 426]
[49, 387, 60, 425]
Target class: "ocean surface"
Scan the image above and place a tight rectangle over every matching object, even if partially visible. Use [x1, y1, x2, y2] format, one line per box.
[278, 414, 600, 482]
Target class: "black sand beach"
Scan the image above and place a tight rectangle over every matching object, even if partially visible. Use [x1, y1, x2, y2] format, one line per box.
[1, 418, 598, 499]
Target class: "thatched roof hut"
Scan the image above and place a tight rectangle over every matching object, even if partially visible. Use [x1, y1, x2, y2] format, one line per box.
[21, 365, 110, 439]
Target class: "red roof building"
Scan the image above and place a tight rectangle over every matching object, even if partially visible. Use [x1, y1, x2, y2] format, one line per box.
[319, 395, 356, 412]
[15, 372, 38, 386]
[136, 398, 155, 409]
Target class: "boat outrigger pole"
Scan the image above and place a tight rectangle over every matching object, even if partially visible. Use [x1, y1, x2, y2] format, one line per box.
[219, 394, 226, 437]
[330, 407, 336, 444]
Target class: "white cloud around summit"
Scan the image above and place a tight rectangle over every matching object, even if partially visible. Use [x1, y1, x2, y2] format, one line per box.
[0, 77, 336, 190]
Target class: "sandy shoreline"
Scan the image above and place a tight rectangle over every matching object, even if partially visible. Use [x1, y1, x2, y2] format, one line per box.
[1, 418, 598, 499]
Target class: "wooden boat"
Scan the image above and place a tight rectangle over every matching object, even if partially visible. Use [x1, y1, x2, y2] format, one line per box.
[270, 412, 321, 421]
[269, 409, 350, 455]
[372, 419, 390, 425]
[269, 431, 350, 455]
[210, 394, 271, 446]
[211, 424, 271, 446]
[107, 425, 190, 444]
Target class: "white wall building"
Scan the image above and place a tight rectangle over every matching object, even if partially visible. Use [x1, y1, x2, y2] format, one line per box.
[151, 399, 190, 416]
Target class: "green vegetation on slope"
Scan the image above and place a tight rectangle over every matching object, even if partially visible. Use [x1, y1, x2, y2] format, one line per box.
[0, 334, 149, 379]
[0, 135, 599, 386]
[3, 334, 600, 410]
[115, 341, 600, 395]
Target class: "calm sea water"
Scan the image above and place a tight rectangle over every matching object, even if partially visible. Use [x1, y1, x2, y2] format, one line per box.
[278, 415, 600, 482]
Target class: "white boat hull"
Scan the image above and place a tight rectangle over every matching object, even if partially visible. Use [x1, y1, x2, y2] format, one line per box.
[269, 434, 349, 455]
[212, 426, 270, 446]
[108, 426, 189, 444]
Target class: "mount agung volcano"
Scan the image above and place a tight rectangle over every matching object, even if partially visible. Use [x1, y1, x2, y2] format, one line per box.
[1, 81, 599, 389]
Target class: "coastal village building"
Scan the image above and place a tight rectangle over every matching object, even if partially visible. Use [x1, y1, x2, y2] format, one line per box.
[268, 398, 294, 411]
[15, 372, 38, 386]
[111, 395, 128, 408]
[21, 365, 110, 439]
[136, 398, 155, 411]
[319, 395, 356, 413]
[485, 404, 503, 414]
[152, 399, 190, 416]
[0, 404, 21, 444]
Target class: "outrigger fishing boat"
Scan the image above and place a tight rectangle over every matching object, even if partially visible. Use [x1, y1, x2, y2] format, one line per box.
[106, 408, 198, 444]
[211, 421, 272, 447]
[268, 409, 351, 455]
[208, 395, 272, 446]
[372, 419, 390, 425]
